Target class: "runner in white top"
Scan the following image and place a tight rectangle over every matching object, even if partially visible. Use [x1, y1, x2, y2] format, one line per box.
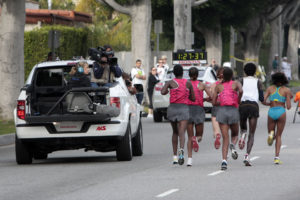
[238, 63, 264, 166]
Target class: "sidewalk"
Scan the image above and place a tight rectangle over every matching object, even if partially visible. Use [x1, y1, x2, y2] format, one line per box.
[0, 133, 15, 146]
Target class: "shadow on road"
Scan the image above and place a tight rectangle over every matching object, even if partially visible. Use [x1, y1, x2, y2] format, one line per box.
[34, 155, 119, 165]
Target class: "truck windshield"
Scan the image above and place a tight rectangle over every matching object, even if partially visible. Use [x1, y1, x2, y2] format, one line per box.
[36, 68, 64, 87]
[167, 69, 205, 80]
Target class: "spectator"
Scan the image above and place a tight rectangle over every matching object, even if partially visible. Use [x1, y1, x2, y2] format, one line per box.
[161, 55, 169, 72]
[131, 59, 146, 104]
[210, 58, 220, 72]
[47, 52, 55, 61]
[90, 55, 122, 87]
[272, 54, 279, 73]
[281, 57, 291, 81]
[157, 59, 166, 81]
[68, 62, 91, 88]
[122, 72, 137, 95]
[147, 67, 160, 118]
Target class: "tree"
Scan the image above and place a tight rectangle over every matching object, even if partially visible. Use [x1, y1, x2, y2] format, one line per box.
[283, 1, 300, 79]
[95, 0, 152, 75]
[75, 0, 131, 51]
[193, 0, 225, 66]
[173, 0, 208, 51]
[237, 0, 294, 65]
[151, 0, 174, 50]
[0, 0, 25, 119]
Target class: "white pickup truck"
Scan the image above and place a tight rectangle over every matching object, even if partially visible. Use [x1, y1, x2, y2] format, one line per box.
[14, 60, 143, 164]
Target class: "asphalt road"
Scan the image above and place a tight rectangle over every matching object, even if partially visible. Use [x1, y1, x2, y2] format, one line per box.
[1, 104, 300, 200]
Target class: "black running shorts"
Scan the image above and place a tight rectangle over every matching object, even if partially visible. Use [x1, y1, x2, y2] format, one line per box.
[239, 101, 259, 120]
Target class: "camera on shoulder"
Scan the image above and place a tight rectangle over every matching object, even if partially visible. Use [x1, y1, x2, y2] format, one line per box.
[88, 46, 118, 66]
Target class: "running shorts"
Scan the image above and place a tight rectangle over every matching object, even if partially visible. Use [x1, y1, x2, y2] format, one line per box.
[188, 105, 205, 124]
[216, 106, 239, 125]
[167, 103, 189, 122]
[239, 101, 259, 120]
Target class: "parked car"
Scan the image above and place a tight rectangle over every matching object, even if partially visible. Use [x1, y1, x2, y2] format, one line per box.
[14, 60, 143, 164]
[152, 66, 217, 122]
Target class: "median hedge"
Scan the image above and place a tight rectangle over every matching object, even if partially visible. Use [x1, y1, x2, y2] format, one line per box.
[24, 25, 92, 78]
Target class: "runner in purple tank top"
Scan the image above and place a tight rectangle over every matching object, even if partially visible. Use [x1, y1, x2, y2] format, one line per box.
[161, 65, 195, 165]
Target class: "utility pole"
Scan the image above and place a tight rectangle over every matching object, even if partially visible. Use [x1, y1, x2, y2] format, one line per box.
[154, 20, 163, 58]
[278, 5, 282, 71]
[230, 26, 236, 69]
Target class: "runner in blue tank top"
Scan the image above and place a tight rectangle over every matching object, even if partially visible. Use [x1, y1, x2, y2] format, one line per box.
[263, 72, 293, 164]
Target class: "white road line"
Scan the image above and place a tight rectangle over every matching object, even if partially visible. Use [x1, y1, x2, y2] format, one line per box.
[250, 156, 260, 161]
[156, 189, 179, 198]
[208, 170, 224, 176]
[281, 145, 287, 149]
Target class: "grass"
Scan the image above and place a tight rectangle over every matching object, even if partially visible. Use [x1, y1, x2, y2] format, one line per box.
[289, 80, 300, 87]
[0, 120, 15, 135]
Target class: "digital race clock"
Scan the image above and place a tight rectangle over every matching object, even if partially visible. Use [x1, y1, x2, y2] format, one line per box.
[172, 50, 207, 64]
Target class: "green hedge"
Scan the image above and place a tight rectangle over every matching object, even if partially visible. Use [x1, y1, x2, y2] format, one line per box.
[24, 25, 91, 78]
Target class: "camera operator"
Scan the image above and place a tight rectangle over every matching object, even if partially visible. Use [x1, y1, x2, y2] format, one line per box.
[91, 54, 122, 87]
[104, 44, 123, 76]
[68, 62, 91, 88]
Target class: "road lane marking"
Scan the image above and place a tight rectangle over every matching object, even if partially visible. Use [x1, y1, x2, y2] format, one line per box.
[208, 170, 224, 176]
[250, 156, 260, 161]
[281, 145, 287, 149]
[156, 189, 179, 198]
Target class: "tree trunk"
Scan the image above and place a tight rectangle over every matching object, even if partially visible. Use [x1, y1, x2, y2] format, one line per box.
[0, 0, 25, 119]
[268, 18, 280, 72]
[174, 0, 191, 50]
[287, 23, 299, 80]
[131, 0, 151, 74]
[240, 15, 267, 65]
[200, 26, 222, 67]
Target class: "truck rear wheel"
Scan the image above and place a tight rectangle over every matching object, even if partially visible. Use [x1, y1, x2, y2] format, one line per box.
[153, 109, 163, 122]
[116, 122, 133, 161]
[15, 136, 32, 164]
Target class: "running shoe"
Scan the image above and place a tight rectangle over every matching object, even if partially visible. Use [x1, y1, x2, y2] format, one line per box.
[187, 157, 192, 167]
[173, 156, 178, 164]
[243, 154, 252, 166]
[214, 133, 221, 149]
[267, 130, 275, 146]
[221, 160, 227, 170]
[192, 136, 199, 152]
[230, 144, 238, 160]
[238, 133, 247, 150]
[274, 157, 282, 165]
[178, 148, 184, 165]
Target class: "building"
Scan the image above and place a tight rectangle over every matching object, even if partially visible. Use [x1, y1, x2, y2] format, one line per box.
[25, 9, 92, 31]
[0, 1, 92, 31]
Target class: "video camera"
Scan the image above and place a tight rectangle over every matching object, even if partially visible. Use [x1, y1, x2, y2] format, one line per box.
[88, 46, 118, 66]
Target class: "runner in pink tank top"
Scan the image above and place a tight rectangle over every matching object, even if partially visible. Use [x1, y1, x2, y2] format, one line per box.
[210, 67, 224, 150]
[186, 67, 212, 166]
[170, 78, 189, 104]
[212, 67, 243, 170]
[161, 65, 195, 166]
[187, 80, 203, 106]
[219, 80, 239, 108]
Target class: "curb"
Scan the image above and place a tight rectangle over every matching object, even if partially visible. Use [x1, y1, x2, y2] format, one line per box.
[0, 133, 15, 146]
